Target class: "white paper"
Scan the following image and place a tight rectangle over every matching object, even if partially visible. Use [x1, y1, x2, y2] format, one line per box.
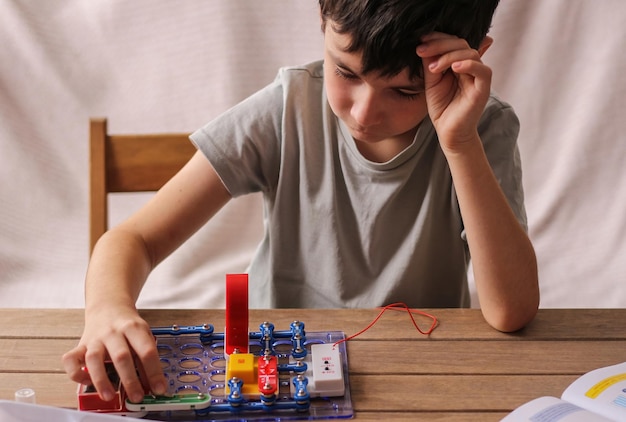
[0, 400, 139, 422]
[500, 396, 613, 422]
[502, 362, 626, 422]
[561, 362, 626, 421]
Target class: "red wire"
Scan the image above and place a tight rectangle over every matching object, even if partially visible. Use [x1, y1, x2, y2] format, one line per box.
[333, 302, 438, 348]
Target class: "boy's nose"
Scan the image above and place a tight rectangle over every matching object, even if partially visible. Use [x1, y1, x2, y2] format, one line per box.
[351, 89, 382, 127]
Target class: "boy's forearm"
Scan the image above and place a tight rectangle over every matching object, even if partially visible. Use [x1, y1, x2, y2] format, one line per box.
[443, 134, 539, 332]
[84, 228, 154, 313]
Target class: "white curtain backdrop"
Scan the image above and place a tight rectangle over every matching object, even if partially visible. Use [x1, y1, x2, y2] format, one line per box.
[1, 0, 624, 309]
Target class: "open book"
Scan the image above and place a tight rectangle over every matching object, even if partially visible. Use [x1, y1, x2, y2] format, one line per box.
[502, 361, 626, 421]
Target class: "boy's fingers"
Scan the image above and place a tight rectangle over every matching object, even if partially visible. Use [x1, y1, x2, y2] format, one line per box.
[61, 346, 91, 384]
[104, 336, 147, 403]
[432, 49, 481, 73]
[84, 347, 116, 402]
[128, 333, 167, 396]
[452, 60, 493, 94]
[135, 359, 167, 397]
[418, 34, 467, 54]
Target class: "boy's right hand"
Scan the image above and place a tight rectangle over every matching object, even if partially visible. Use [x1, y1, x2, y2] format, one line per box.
[62, 306, 167, 403]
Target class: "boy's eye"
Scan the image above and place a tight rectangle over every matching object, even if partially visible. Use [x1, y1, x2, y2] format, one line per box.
[395, 89, 423, 100]
[334, 67, 357, 80]
[334, 65, 423, 100]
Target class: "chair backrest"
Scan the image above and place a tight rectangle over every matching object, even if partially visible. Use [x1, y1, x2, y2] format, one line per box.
[89, 118, 196, 253]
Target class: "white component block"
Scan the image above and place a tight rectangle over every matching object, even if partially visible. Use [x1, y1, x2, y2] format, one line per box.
[309, 343, 345, 396]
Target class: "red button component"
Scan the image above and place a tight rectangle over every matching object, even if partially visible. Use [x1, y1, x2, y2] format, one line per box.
[257, 355, 278, 395]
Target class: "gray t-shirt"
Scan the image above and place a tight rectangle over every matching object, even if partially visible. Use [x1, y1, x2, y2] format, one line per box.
[191, 60, 525, 309]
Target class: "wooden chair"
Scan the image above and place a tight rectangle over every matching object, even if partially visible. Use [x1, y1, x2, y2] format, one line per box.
[89, 118, 196, 253]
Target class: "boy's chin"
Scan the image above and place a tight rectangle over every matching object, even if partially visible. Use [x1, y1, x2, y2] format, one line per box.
[348, 127, 382, 143]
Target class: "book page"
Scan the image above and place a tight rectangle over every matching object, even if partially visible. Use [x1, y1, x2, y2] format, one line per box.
[501, 396, 613, 421]
[561, 361, 626, 421]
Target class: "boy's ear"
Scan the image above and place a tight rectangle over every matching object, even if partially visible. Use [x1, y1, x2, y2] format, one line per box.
[477, 36, 494, 57]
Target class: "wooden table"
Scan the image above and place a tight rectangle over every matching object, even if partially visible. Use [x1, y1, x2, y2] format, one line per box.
[1, 308, 625, 421]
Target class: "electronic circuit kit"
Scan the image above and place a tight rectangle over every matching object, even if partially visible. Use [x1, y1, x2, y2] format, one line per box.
[77, 274, 354, 421]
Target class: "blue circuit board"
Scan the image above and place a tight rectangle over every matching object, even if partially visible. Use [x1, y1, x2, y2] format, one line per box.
[135, 322, 353, 421]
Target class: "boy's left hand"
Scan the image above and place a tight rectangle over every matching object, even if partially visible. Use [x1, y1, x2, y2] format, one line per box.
[416, 32, 493, 151]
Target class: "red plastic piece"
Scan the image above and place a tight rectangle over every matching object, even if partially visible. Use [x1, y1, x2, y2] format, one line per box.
[225, 273, 249, 355]
[78, 362, 126, 412]
[258, 355, 278, 395]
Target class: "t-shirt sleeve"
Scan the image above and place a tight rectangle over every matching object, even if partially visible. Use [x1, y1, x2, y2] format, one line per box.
[189, 79, 284, 197]
[478, 97, 528, 232]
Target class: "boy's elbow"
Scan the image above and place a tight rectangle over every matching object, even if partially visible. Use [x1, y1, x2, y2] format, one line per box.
[484, 258, 540, 332]
[487, 309, 537, 333]
[484, 296, 540, 333]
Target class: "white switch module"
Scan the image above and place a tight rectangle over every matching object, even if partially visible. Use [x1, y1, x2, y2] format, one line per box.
[309, 343, 345, 396]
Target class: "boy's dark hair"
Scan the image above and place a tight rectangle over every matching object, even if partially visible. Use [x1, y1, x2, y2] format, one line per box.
[319, 0, 500, 79]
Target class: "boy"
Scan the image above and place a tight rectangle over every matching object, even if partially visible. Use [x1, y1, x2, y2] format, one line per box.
[64, 0, 539, 404]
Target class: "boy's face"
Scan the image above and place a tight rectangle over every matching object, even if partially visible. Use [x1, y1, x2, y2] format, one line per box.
[323, 22, 428, 155]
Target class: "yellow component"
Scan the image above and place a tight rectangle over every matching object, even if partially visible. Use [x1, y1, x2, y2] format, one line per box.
[226, 353, 259, 397]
